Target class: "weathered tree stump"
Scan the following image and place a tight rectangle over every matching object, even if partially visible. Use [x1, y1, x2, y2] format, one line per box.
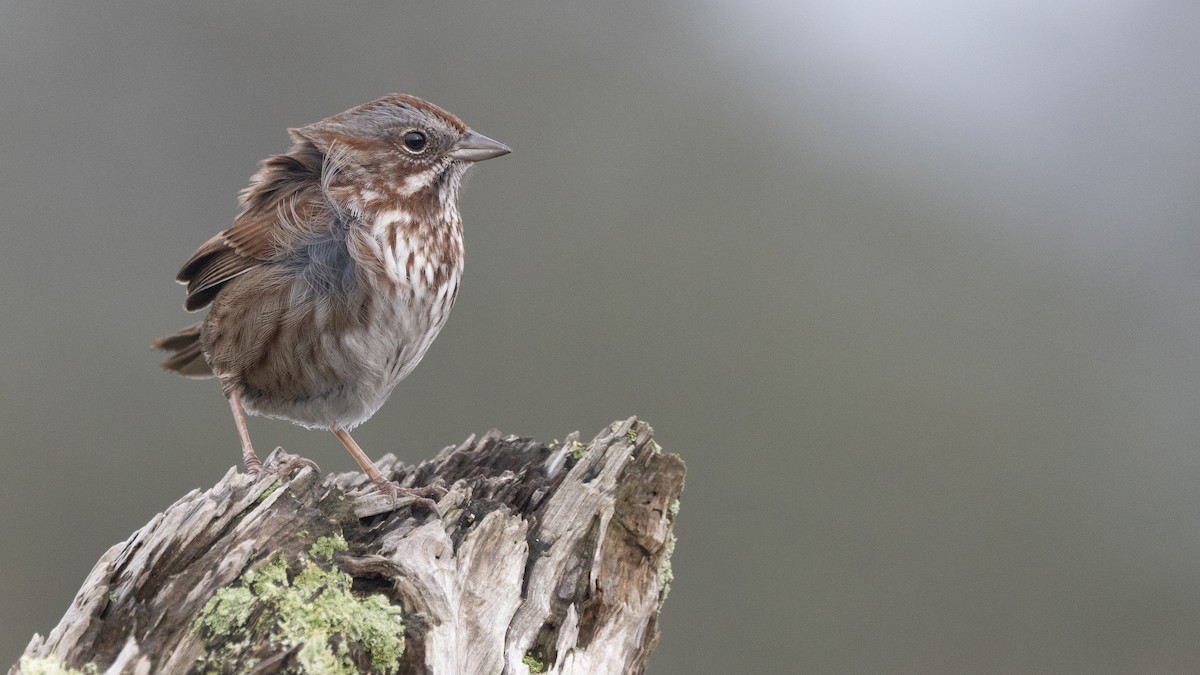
[12, 417, 684, 675]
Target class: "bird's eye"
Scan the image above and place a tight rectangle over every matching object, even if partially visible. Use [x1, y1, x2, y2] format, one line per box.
[402, 130, 427, 153]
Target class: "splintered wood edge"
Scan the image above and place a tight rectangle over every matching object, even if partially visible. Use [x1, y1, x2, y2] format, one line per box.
[12, 418, 685, 675]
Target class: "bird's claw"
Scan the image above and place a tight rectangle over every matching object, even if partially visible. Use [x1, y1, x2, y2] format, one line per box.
[248, 448, 321, 480]
[371, 479, 443, 516]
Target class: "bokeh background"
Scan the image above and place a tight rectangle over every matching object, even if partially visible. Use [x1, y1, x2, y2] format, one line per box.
[3, 1, 1200, 672]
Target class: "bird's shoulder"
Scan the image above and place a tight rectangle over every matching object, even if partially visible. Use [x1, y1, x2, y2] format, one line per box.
[176, 141, 338, 311]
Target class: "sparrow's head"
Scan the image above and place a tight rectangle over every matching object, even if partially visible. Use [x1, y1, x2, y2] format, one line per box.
[291, 93, 510, 206]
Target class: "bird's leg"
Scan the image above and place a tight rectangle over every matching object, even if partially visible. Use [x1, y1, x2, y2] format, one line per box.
[332, 427, 443, 512]
[228, 387, 263, 474]
[228, 387, 320, 479]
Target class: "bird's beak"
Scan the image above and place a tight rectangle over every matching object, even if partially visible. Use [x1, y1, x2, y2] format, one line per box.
[448, 130, 511, 162]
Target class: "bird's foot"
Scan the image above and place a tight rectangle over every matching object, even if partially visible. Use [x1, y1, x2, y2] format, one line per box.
[249, 447, 321, 481]
[370, 478, 445, 516]
[243, 455, 264, 475]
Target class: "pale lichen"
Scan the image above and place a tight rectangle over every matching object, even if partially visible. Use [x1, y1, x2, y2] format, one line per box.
[308, 533, 348, 562]
[656, 533, 676, 612]
[194, 551, 404, 674]
[522, 652, 547, 673]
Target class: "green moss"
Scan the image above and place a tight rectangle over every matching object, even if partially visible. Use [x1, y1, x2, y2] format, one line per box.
[656, 534, 676, 612]
[253, 478, 284, 505]
[522, 652, 546, 673]
[610, 420, 638, 442]
[309, 534, 348, 562]
[16, 658, 98, 675]
[194, 552, 404, 674]
[569, 440, 587, 460]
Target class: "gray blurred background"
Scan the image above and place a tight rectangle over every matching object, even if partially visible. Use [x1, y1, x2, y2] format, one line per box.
[2, 0, 1200, 672]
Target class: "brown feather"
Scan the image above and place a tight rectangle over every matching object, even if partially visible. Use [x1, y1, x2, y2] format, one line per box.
[175, 140, 330, 312]
[176, 234, 229, 284]
[149, 321, 203, 351]
[183, 247, 259, 311]
[161, 341, 213, 377]
[151, 321, 214, 377]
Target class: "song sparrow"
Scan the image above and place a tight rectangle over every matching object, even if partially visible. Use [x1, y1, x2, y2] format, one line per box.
[152, 94, 509, 508]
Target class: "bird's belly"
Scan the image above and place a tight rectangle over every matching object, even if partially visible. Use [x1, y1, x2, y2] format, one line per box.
[216, 282, 450, 430]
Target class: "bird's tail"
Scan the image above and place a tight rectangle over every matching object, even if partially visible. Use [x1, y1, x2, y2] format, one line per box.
[151, 321, 214, 378]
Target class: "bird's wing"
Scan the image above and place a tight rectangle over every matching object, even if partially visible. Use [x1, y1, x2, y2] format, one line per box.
[176, 142, 331, 312]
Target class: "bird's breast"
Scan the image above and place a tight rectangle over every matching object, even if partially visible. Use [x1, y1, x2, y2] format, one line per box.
[356, 207, 464, 302]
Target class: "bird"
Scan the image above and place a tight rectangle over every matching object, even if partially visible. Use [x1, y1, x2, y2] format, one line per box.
[152, 93, 510, 509]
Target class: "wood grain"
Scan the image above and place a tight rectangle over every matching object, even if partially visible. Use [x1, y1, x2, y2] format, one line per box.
[12, 418, 684, 675]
